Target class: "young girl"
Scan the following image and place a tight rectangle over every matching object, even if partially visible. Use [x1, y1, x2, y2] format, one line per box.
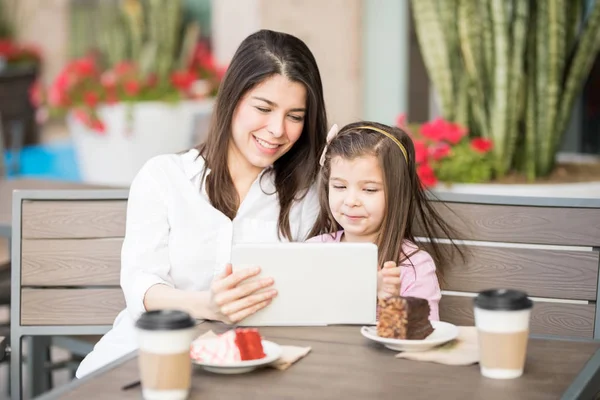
[308, 122, 463, 320]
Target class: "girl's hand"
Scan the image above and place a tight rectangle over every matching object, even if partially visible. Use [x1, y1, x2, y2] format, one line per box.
[377, 261, 402, 300]
[208, 264, 278, 324]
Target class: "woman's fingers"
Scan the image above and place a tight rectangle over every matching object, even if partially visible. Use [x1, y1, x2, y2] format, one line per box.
[212, 266, 262, 292]
[214, 276, 275, 307]
[221, 290, 277, 321]
[228, 298, 273, 323]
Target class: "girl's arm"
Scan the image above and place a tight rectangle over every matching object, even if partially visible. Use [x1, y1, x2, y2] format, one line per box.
[399, 250, 442, 321]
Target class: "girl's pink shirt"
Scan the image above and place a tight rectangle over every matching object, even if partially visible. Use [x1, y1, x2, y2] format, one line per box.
[307, 230, 441, 320]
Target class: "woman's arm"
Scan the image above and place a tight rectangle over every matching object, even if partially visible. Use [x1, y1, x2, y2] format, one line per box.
[120, 157, 176, 320]
[143, 284, 215, 320]
[144, 264, 277, 322]
[121, 157, 276, 322]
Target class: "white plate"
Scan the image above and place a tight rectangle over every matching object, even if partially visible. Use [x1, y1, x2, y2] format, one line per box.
[361, 320, 459, 352]
[191, 340, 282, 374]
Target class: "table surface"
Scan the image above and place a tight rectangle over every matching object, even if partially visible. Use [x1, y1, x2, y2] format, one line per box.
[0, 178, 119, 236]
[37, 323, 600, 400]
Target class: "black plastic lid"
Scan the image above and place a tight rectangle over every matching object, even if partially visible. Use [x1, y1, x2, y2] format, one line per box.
[474, 289, 533, 311]
[135, 310, 196, 331]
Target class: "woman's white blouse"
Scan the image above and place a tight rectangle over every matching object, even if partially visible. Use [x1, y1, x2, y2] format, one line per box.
[76, 149, 319, 377]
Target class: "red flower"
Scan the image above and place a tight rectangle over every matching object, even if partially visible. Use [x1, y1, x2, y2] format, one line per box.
[29, 80, 44, 107]
[413, 139, 428, 164]
[70, 57, 97, 77]
[417, 164, 437, 187]
[83, 92, 99, 107]
[101, 71, 117, 88]
[105, 89, 118, 105]
[191, 42, 216, 70]
[216, 65, 228, 81]
[73, 108, 91, 125]
[170, 70, 197, 92]
[123, 80, 140, 96]
[471, 137, 493, 153]
[0, 40, 16, 57]
[420, 118, 467, 144]
[429, 142, 451, 160]
[90, 118, 106, 133]
[113, 61, 137, 76]
[420, 118, 446, 142]
[445, 122, 467, 144]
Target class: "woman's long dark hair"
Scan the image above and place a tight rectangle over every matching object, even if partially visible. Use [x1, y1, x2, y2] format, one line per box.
[308, 122, 465, 284]
[197, 30, 328, 240]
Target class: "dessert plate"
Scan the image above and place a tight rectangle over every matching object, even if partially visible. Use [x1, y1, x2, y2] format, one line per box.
[360, 321, 459, 352]
[192, 340, 282, 374]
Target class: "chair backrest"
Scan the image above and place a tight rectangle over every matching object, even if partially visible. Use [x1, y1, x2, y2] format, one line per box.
[421, 193, 600, 340]
[12, 189, 128, 336]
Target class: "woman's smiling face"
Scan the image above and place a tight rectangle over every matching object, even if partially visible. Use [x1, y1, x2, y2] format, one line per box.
[228, 74, 307, 174]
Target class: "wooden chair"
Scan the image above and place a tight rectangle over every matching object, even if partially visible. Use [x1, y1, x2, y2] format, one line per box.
[422, 192, 600, 340]
[10, 189, 128, 400]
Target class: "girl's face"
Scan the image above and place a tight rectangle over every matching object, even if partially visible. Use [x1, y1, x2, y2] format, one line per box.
[229, 74, 307, 175]
[328, 155, 386, 243]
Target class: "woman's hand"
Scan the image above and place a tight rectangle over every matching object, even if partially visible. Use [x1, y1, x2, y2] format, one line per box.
[208, 264, 278, 324]
[377, 261, 401, 300]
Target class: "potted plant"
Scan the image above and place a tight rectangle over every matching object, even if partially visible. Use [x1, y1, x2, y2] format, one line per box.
[39, 0, 225, 186]
[0, 0, 43, 148]
[397, 115, 495, 188]
[410, 0, 600, 196]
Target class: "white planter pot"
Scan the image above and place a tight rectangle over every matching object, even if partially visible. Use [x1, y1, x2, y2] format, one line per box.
[432, 153, 600, 198]
[432, 180, 600, 198]
[68, 100, 214, 186]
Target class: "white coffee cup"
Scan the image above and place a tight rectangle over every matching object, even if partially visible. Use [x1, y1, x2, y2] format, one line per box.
[135, 310, 198, 400]
[474, 289, 533, 379]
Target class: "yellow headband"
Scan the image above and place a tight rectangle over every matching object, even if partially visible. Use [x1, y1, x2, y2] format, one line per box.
[356, 126, 408, 163]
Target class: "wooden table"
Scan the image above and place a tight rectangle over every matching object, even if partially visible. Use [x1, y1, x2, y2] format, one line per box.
[36, 323, 600, 400]
[0, 178, 121, 237]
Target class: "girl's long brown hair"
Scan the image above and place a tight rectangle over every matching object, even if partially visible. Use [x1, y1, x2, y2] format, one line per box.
[308, 121, 465, 284]
[196, 30, 328, 240]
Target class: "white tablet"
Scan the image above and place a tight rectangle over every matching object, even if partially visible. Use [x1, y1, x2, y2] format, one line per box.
[231, 242, 378, 326]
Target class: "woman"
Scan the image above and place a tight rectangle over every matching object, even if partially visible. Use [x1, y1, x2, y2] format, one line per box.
[76, 29, 328, 377]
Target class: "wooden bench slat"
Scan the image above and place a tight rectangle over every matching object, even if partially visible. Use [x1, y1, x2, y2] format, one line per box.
[22, 200, 127, 239]
[435, 245, 599, 301]
[425, 202, 600, 247]
[21, 288, 125, 325]
[440, 295, 596, 338]
[21, 238, 123, 286]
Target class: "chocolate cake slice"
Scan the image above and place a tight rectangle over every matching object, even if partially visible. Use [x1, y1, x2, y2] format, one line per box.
[377, 296, 434, 340]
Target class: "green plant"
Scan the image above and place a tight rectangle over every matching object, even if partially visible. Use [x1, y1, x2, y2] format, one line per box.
[410, 0, 600, 180]
[0, 0, 15, 38]
[70, 0, 199, 80]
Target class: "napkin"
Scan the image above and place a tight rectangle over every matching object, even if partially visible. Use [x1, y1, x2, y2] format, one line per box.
[395, 326, 479, 365]
[193, 330, 311, 371]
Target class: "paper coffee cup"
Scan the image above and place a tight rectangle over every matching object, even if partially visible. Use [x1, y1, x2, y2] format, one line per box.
[474, 289, 533, 379]
[135, 310, 197, 400]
